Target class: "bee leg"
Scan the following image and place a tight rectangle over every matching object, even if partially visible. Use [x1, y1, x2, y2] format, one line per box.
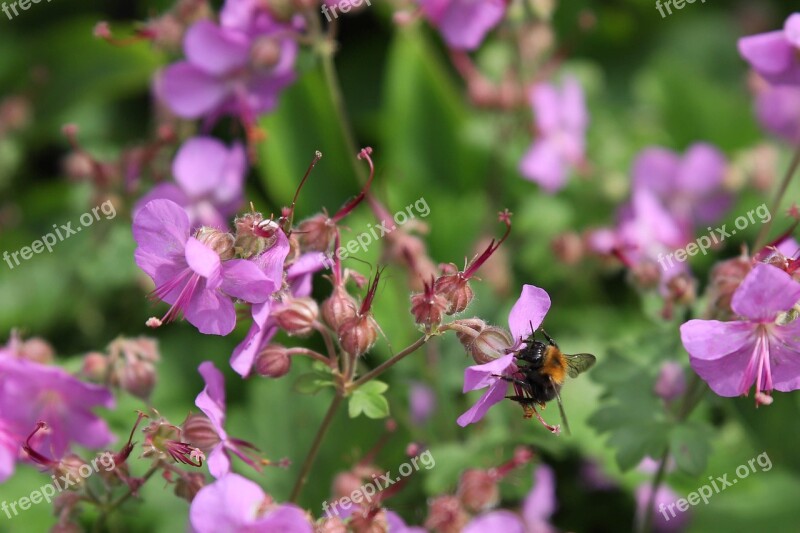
[526, 403, 561, 435]
[492, 374, 530, 389]
[539, 329, 558, 348]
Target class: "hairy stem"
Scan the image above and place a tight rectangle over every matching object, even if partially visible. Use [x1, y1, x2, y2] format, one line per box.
[289, 393, 344, 502]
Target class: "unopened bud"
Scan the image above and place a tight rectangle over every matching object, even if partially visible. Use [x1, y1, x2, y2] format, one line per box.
[452, 318, 486, 346]
[18, 337, 54, 364]
[338, 315, 378, 357]
[82, 352, 109, 382]
[55, 456, 89, 490]
[461, 324, 513, 365]
[274, 297, 318, 336]
[552, 232, 584, 265]
[174, 472, 206, 502]
[434, 274, 473, 314]
[234, 213, 277, 258]
[117, 360, 157, 401]
[630, 260, 661, 289]
[350, 508, 390, 533]
[296, 214, 336, 252]
[457, 469, 499, 512]
[653, 361, 686, 402]
[704, 256, 752, 319]
[316, 516, 347, 533]
[181, 414, 221, 453]
[332, 471, 364, 500]
[195, 227, 235, 260]
[424, 495, 470, 533]
[251, 36, 282, 69]
[322, 286, 358, 331]
[255, 344, 292, 378]
[666, 273, 696, 306]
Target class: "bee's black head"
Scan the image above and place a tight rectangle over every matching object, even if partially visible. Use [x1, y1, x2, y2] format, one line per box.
[516, 339, 547, 366]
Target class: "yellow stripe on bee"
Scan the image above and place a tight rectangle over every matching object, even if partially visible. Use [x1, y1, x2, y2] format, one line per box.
[544, 346, 567, 385]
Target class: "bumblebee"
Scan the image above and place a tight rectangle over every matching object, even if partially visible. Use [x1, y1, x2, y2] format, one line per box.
[499, 328, 595, 434]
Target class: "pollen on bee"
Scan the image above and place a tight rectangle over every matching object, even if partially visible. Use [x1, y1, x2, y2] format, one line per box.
[521, 404, 535, 419]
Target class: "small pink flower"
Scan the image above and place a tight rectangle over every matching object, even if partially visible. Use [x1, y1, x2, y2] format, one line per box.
[738, 13, 800, 86]
[418, 0, 507, 51]
[680, 263, 800, 405]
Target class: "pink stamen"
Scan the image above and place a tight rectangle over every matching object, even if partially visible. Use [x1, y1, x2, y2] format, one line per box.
[462, 210, 512, 279]
[149, 269, 202, 324]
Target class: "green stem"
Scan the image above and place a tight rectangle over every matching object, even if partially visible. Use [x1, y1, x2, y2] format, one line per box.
[754, 143, 800, 251]
[307, 9, 367, 185]
[350, 336, 429, 389]
[289, 393, 344, 502]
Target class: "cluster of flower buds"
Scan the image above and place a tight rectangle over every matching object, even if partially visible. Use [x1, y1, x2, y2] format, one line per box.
[81, 336, 160, 401]
[410, 210, 513, 330]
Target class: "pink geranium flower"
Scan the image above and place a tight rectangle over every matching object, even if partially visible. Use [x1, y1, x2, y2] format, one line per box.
[133, 199, 279, 336]
[680, 263, 800, 405]
[418, 0, 507, 51]
[457, 284, 551, 426]
[738, 13, 800, 86]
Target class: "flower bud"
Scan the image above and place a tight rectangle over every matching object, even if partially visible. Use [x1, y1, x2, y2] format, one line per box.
[552, 231, 584, 265]
[653, 361, 686, 402]
[410, 284, 449, 328]
[322, 286, 358, 331]
[457, 322, 513, 365]
[332, 471, 364, 500]
[174, 472, 206, 502]
[457, 469, 499, 512]
[234, 213, 278, 258]
[296, 214, 336, 252]
[55, 456, 89, 490]
[434, 274, 473, 315]
[195, 227, 235, 260]
[316, 516, 347, 533]
[116, 360, 157, 401]
[251, 36, 282, 69]
[18, 337, 54, 364]
[338, 315, 378, 357]
[452, 318, 486, 346]
[181, 414, 221, 453]
[274, 298, 318, 336]
[424, 495, 469, 533]
[349, 508, 390, 533]
[81, 352, 109, 382]
[255, 344, 292, 378]
[704, 256, 752, 320]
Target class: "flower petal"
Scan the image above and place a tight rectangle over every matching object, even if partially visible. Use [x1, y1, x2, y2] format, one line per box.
[189, 473, 265, 532]
[221, 259, 276, 303]
[230, 303, 276, 377]
[196, 362, 226, 430]
[133, 199, 190, 258]
[207, 444, 232, 480]
[769, 320, 800, 392]
[156, 62, 228, 119]
[254, 228, 291, 285]
[463, 511, 526, 533]
[632, 147, 680, 197]
[457, 380, 508, 427]
[523, 464, 557, 523]
[519, 138, 567, 193]
[186, 238, 222, 287]
[173, 137, 234, 199]
[680, 319, 754, 361]
[731, 263, 800, 321]
[184, 20, 251, 76]
[463, 353, 515, 392]
[184, 281, 237, 336]
[738, 31, 794, 76]
[508, 285, 551, 342]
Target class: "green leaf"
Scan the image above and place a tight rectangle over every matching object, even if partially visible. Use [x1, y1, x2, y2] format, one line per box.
[348, 380, 390, 419]
[670, 422, 712, 476]
[293, 362, 335, 395]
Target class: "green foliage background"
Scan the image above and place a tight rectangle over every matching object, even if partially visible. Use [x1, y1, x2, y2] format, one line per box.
[1, 1, 799, 531]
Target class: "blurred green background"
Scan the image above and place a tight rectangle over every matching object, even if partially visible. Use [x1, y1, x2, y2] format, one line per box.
[1, 0, 800, 531]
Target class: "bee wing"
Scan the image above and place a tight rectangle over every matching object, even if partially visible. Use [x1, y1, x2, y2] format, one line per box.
[564, 353, 596, 379]
[549, 377, 571, 436]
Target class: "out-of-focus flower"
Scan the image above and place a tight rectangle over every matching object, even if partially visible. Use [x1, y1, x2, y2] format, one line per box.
[681, 263, 800, 405]
[635, 484, 688, 533]
[653, 361, 686, 402]
[632, 143, 730, 231]
[0, 356, 115, 459]
[0, 330, 54, 364]
[189, 473, 312, 532]
[0, 420, 20, 482]
[190, 362, 265, 478]
[135, 137, 246, 230]
[133, 199, 279, 336]
[738, 13, 800, 86]
[462, 464, 557, 533]
[519, 77, 588, 193]
[418, 0, 507, 51]
[156, 19, 296, 126]
[409, 381, 436, 425]
[754, 82, 800, 143]
[457, 284, 551, 426]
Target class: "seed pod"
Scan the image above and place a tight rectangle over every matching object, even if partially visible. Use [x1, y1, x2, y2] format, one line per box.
[338, 315, 378, 357]
[255, 344, 292, 378]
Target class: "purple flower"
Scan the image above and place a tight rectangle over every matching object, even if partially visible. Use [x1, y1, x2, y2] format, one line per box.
[189, 473, 312, 533]
[519, 77, 588, 193]
[0, 356, 115, 460]
[680, 263, 800, 405]
[457, 284, 551, 426]
[134, 137, 246, 230]
[409, 381, 437, 425]
[635, 484, 688, 533]
[418, 0, 507, 50]
[632, 143, 730, 230]
[230, 250, 327, 376]
[463, 464, 557, 533]
[156, 19, 296, 125]
[755, 82, 800, 143]
[653, 361, 686, 402]
[195, 362, 263, 478]
[133, 199, 278, 336]
[738, 13, 800, 86]
[0, 420, 20, 482]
